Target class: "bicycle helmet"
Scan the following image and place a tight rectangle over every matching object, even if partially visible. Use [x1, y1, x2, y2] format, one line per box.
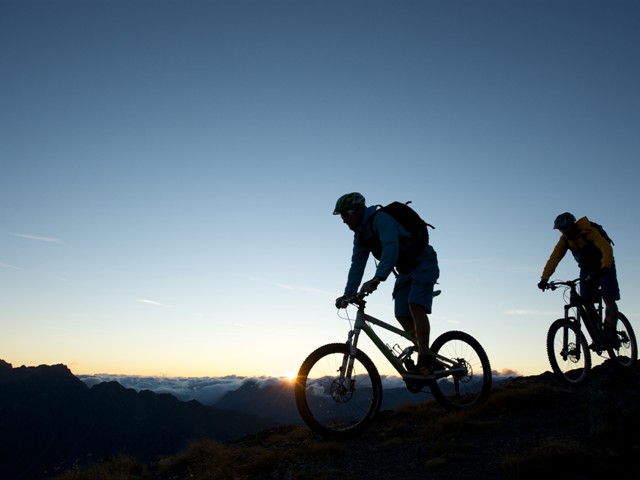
[333, 192, 365, 215]
[553, 212, 576, 230]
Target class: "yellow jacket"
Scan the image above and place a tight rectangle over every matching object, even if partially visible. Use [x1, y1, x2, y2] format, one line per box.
[541, 216, 614, 280]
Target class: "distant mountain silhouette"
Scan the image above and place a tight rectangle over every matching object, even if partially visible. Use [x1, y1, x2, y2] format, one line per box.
[0, 360, 278, 480]
[210, 375, 513, 425]
[39, 360, 640, 479]
[213, 379, 301, 425]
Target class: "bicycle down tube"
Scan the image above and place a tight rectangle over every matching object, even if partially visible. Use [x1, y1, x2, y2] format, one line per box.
[348, 310, 415, 375]
[349, 309, 468, 378]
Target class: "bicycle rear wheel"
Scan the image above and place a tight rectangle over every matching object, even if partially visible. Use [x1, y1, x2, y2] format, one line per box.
[607, 312, 638, 367]
[429, 331, 492, 410]
[547, 318, 591, 384]
[294, 343, 382, 438]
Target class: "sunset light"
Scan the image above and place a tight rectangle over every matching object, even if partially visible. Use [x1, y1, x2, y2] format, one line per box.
[1, 0, 638, 383]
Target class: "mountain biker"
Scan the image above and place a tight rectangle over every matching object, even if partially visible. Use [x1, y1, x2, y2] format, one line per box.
[333, 192, 440, 380]
[538, 212, 620, 346]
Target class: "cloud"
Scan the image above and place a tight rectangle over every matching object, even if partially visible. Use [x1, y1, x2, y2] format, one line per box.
[493, 368, 520, 378]
[78, 370, 527, 407]
[78, 374, 262, 405]
[0, 262, 24, 270]
[235, 274, 334, 297]
[137, 299, 173, 308]
[9, 232, 62, 244]
[380, 375, 408, 389]
[79, 374, 423, 407]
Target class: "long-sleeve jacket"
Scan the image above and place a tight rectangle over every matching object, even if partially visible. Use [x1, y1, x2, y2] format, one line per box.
[541, 216, 614, 280]
[344, 205, 409, 294]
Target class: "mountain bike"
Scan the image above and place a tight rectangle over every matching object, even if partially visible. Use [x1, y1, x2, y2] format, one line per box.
[542, 278, 637, 385]
[294, 291, 492, 438]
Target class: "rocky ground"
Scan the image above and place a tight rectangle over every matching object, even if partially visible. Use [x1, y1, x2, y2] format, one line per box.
[226, 361, 640, 480]
[55, 360, 640, 480]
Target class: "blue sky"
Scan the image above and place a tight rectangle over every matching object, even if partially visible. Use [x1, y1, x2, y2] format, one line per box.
[2, 0, 639, 379]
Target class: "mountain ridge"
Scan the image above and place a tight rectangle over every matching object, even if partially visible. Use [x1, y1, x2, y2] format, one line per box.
[0, 359, 278, 480]
[3, 359, 639, 479]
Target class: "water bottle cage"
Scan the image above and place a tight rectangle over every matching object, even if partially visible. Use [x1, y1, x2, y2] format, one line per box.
[390, 344, 415, 361]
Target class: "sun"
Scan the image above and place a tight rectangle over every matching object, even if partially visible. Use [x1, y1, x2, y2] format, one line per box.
[282, 371, 297, 381]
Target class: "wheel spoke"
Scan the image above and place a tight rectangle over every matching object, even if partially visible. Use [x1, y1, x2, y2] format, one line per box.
[428, 331, 491, 410]
[547, 319, 590, 384]
[295, 343, 382, 438]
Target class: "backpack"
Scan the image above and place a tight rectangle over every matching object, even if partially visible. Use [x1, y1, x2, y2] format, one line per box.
[377, 201, 435, 246]
[361, 201, 435, 274]
[590, 221, 614, 246]
[571, 220, 615, 269]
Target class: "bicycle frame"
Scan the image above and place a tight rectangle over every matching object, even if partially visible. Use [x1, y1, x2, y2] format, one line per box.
[561, 281, 606, 352]
[346, 305, 414, 376]
[342, 300, 467, 380]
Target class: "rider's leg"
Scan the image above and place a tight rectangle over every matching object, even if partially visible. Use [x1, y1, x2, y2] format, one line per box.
[409, 303, 430, 357]
[395, 307, 431, 356]
[603, 297, 619, 329]
[394, 247, 439, 378]
[580, 266, 618, 328]
[396, 315, 414, 333]
[600, 265, 621, 347]
[393, 277, 415, 335]
[600, 265, 621, 328]
[398, 307, 434, 379]
[395, 297, 434, 377]
[602, 297, 621, 347]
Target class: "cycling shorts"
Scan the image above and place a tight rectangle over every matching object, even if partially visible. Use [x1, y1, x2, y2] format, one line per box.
[579, 262, 621, 302]
[392, 245, 440, 317]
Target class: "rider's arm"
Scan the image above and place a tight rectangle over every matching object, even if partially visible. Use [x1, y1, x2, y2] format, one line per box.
[372, 211, 404, 281]
[344, 239, 370, 294]
[541, 236, 569, 280]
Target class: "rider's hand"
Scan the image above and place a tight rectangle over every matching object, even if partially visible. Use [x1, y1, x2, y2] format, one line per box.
[335, 294, 352, 309]
[538, 279, 549, 290]
[360, 277, 382, 294]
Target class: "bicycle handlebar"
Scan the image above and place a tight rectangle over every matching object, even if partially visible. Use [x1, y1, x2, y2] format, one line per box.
[338, 289, 442, 309]
[345, 291, 369, 306]
[543, 278, 580, 291]
[543, 276, 603, 292]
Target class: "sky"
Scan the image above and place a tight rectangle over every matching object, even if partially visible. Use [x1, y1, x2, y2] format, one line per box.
[2, 0, 639, 381]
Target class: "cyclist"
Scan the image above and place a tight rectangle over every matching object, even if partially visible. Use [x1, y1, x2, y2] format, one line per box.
[538, 212, 620, 346]
[333, 192, 440, 380]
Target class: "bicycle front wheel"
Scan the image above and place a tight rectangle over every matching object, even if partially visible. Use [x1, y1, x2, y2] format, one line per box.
[429, 331, 492, 410]
[607, 312, 638, 367]
[547, 318, 591, 385]
[294, 343, 382, 438]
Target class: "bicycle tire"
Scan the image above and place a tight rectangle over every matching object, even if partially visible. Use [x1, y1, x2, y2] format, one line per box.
[429, 331, 492, 410]
[606, 312, 638, 368]
[294, 343, 382, 438]
[546, 318, 591, 385]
